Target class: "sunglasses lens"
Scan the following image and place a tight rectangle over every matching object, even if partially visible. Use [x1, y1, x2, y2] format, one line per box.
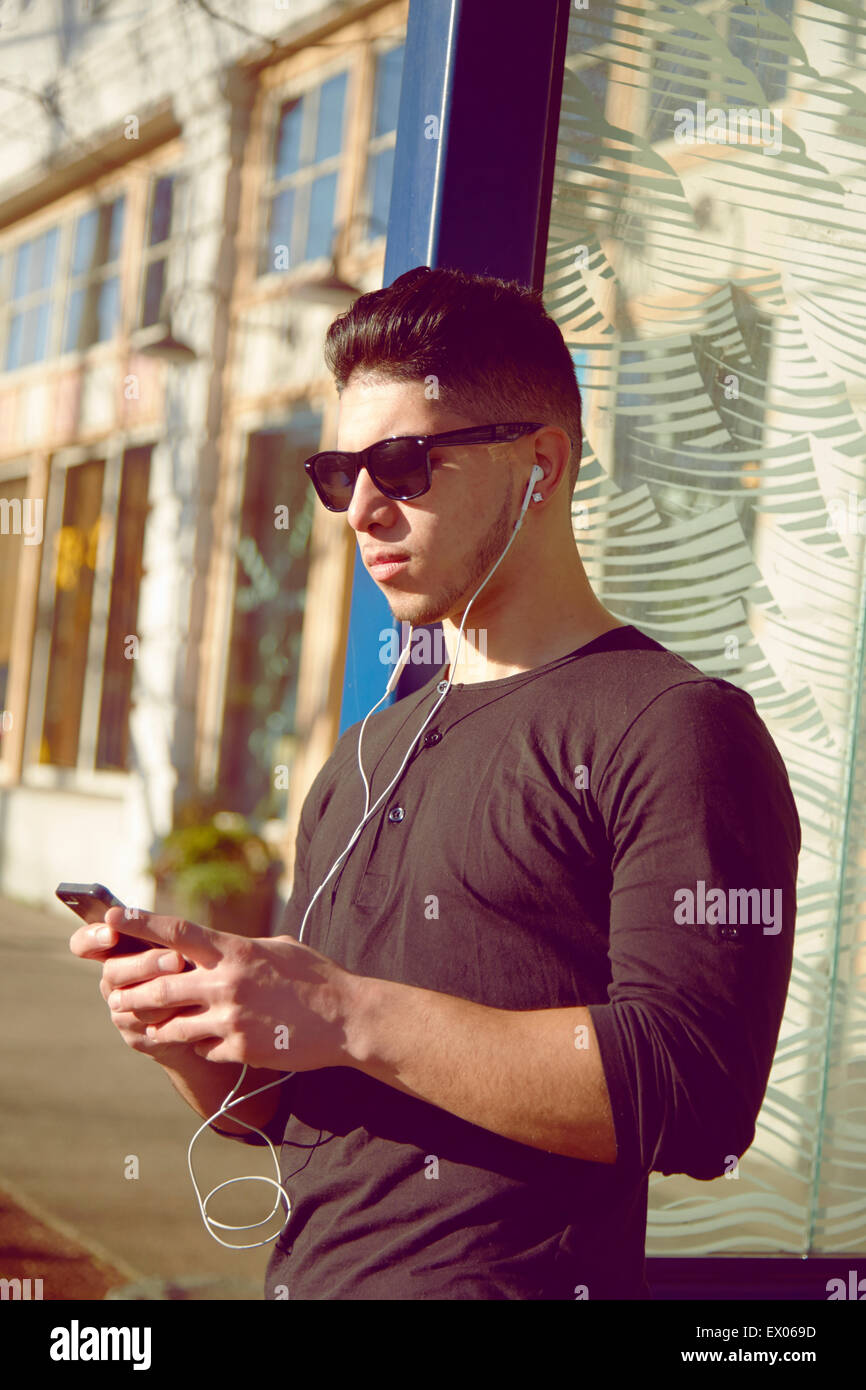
[312, 440, 430, 509]
[369, 439, 429, 498]
[313, 454, 356, 510]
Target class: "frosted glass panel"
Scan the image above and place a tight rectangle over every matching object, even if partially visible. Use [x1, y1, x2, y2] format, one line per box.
[544, 0, 866, 1255]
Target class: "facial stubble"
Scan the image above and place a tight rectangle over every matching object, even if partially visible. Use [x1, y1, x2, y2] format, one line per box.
[385, 477, 518, 628]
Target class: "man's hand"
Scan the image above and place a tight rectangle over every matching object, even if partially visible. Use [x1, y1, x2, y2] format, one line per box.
[72, 910, 618, 1163]
[95, 907, 361, 1072]
[69, 918, 196, 1066]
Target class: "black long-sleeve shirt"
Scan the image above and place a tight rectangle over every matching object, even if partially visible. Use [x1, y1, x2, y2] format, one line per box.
[248, 624, 799, 1299]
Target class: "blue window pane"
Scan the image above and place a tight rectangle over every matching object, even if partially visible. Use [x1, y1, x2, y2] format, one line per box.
[72, 208, 99, 276]
[44, 227, 59, 284]
[149, 177, 173, 246]
[373, 45, 404, 137]
[5, 312, 23, 368]
[368, 147, 395, 235]
[314, 72, 347, 163]
[304, 173, 337, 262]
[31, 228, 59, 292]
[31, 302, 50, 361]
[96, 278, 120, 341]
[267, 188, 295, 271]
[107, 198, 124, 263]
[275, 99, 304, 179]
[72, 201, 124, 277]
[649, 40, 701, 143]
[64, 289, 84, 351]
[12, 242, 31, 301]
[728, 0, 794, 106]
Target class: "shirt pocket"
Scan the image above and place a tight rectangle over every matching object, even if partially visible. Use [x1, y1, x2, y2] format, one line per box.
[353, 872, 390, 909]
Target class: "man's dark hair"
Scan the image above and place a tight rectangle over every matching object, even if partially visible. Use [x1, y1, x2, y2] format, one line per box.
[323, 265, 583, 496]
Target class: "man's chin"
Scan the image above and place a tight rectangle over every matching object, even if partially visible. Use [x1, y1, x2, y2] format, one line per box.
[384, 574, 484, 627]
[389, 603, 447, 627]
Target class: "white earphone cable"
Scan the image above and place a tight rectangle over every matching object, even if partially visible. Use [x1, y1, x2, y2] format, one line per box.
[188, 463, 543, 1246]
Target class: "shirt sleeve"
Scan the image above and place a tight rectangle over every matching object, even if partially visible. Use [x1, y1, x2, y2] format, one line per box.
[586, 678, 801, 1181]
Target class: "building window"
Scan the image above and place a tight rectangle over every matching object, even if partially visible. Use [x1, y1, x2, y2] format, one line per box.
[139, 174, 187, 328]
[4, 226, 61, 369]
[362, 43, 405, 239]
[40, 459, 106, 767]
[219, 413, 321, 817]
[650, 1, 795, 142]
[96, 447, 152, 770]
[259, 71, 348, 276]
[36, 446, 152, 771]
[648, 35, 703, 144]
[63, 196, 125, 353]
[726, 0, 794, 108]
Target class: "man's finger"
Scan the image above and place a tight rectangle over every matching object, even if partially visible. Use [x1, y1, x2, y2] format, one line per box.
[107, 969, 206, 1015]
[144, 1013, 223, 1047]
[102, 949, 187, 989]
[107, 1000, 179, 1025]
[70, 923, 119, 960]
[101, 908, 224, 967]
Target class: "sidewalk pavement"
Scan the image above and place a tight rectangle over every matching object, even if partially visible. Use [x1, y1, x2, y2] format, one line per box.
[0, 1180, 131, 1300]
[0, 893, 275, 1299]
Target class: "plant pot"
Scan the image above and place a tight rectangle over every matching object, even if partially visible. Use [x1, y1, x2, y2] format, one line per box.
[152, 870, 279, 938]
[205, 875, 279, 937]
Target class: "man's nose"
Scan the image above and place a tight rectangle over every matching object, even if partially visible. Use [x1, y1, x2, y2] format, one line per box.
[346, 464, 398, 531]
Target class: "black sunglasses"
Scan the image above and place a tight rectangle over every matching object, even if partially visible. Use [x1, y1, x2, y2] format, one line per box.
[303, 421, 553, 512]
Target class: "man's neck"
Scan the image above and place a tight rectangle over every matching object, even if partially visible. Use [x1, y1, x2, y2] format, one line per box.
[441, 612, 627, 686]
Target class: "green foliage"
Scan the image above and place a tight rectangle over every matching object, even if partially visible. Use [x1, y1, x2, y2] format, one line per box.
[148, 809, 279, 914]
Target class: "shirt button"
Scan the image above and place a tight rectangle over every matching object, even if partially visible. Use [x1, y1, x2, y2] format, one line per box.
[436, 680, 449, 694]
[423, 730, 441, 746]
[388, 806, 405, 823]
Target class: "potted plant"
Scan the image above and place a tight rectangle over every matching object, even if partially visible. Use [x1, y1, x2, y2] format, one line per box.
[147, 807, 283, 937]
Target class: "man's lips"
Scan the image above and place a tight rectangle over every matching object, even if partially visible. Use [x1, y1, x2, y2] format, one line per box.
[365, 552, 411, 574]
[365, 551, 410, 565]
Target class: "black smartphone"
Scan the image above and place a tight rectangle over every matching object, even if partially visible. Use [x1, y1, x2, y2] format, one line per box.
[56, 882, 145, 955]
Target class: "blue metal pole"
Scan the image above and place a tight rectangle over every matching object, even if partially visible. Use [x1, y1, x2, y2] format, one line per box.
[339, 0, 569, 733]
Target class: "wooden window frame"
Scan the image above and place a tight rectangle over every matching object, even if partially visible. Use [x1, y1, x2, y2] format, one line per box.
[355, 38, 405, 252]
[2, 225, 65, 371]
[256, 61, 352, 281]
[136, 170, 189, 332]
[20, 430, 154, 794]
[62, 193, 126, 355]
[0, 138, 184, 391]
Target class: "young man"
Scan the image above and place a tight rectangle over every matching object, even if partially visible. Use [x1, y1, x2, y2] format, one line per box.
[72, 266, 800, 1301]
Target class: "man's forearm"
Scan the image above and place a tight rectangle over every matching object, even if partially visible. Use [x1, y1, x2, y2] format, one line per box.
[157, 1050, 287, 1141]
[341, 975, 618, 1163]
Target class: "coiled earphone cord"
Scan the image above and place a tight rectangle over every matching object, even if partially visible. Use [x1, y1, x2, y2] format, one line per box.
[188, 463, 544, 1246]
